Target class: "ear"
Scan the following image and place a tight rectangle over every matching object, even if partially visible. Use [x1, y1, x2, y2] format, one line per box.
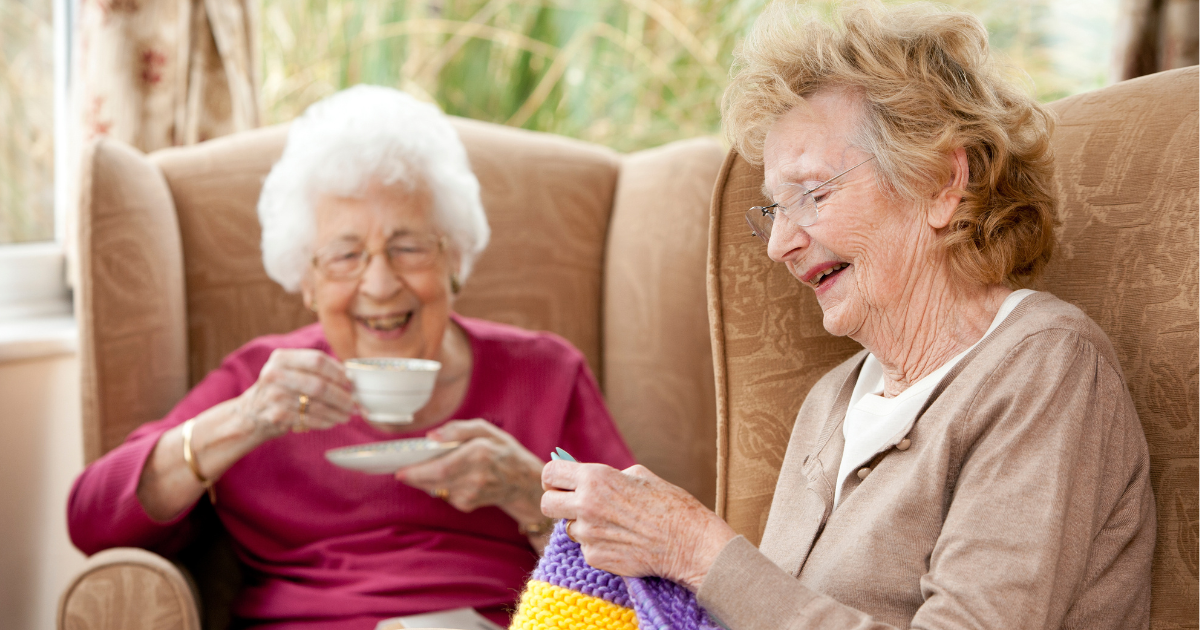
[927, 147, 969, 230]
[447, 249, 465, 298]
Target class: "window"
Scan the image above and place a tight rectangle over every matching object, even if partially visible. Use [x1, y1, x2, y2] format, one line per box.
[1, 0, 55, 245]
[258, 0, 1119, 153]
[0, 0, 72, 325]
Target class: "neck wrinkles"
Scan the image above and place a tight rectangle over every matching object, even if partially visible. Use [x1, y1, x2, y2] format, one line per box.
[855, 270, 1010, 398]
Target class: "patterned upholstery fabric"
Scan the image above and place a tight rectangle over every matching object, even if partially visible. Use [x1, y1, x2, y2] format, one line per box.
[707, 67, 1198, 627]
[57, 548, 200, 630]
[76, 139, 190, 465]
[1040, 67, 1198, 627]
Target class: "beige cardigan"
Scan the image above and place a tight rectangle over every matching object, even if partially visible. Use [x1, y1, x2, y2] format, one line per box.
[697, 292, 1155, 629]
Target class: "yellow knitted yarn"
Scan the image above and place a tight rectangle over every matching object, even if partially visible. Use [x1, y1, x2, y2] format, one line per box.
[509, 579, 639, 630]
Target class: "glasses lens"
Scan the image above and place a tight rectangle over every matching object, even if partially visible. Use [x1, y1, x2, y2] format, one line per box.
[314, 234, 443, 280]
[386, 236, 440, 273]
[775, 186, 821, 228]
[315, 247, 365, 280]
[745, 207, 775, 244]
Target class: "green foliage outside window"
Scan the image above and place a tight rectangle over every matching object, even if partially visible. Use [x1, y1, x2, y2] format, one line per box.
[261, 0, 772, 152]
[259, 0, 1117, 153]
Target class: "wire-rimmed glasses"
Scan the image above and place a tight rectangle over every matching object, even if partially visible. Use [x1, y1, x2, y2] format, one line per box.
[312, 233, 447, 281]
[746, 156, 876, 244]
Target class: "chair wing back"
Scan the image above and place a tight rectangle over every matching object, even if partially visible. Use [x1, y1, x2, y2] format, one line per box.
[78, 140, 190, 463]
[605, 137, 726, 507]
[707, 67, 1198, 625]
[1040, 67, 1198, 627]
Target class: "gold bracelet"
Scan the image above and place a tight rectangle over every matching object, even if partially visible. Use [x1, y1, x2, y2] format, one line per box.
[181, 418, 216, 504]
[518, 516, 556, 537]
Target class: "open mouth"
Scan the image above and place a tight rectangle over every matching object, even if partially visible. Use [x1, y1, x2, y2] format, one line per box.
[355, 311, 413, 333]
[810, 263, 849, 289]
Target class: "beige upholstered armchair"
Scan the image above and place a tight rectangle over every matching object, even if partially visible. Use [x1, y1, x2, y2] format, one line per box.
[59, 118, 725, 629]
[707, 67, 1199, 628]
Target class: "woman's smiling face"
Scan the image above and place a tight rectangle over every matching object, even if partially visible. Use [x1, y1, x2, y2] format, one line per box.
[762, 90, 931, 339]
[303, 178, 458, 361]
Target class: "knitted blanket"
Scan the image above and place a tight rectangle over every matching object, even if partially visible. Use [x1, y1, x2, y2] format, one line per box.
[509, 521, 722, 630]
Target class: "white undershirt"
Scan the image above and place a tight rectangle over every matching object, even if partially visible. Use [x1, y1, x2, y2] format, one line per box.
[834, 289, 1036, 507]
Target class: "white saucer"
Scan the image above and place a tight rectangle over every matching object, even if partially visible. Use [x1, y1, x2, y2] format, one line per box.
[324, 438, 462, 474]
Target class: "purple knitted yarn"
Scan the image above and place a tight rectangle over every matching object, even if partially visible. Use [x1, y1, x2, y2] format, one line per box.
[623, 576, 721, 630]
[530, 521, 721, 630]
[532, 521, 632, 608]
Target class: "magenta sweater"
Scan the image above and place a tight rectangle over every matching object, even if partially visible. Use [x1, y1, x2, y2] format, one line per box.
[68, 314, 636, 629]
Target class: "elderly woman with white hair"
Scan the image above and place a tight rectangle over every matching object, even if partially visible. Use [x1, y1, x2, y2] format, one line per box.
[68, 86, 635, 629]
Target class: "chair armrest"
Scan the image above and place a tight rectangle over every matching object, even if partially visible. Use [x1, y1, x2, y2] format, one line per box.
[58, 547, 201, 630]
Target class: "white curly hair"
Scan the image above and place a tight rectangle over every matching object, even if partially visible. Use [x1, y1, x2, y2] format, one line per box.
[257, 85, 490, 293]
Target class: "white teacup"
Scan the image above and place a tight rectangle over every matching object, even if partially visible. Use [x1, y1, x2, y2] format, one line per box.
[344, 358, 441, 424]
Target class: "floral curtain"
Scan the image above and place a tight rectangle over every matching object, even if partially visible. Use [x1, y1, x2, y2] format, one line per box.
[77, 0, 260, 152]
[68, 0, 259, 285]
[1113, 0, 1199, 81]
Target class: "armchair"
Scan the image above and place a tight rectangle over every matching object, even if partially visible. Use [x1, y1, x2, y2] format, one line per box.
[60, 118, 726, 629]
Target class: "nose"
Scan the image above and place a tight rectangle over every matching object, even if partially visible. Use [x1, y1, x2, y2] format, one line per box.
[766, 214, 810, 263]
[358, 252, 404, 301]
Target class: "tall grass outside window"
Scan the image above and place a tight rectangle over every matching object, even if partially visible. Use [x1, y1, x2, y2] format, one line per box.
[259, 0, 1119, 153]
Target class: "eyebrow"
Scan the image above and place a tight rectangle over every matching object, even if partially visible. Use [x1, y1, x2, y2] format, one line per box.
[761, 172, 825, 200]
[384, 228, 421, 240]
[330, 228, 421, 244]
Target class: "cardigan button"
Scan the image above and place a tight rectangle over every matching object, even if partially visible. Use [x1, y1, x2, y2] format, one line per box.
[857, 467, 871, 480]
[897, 438, 912, 451]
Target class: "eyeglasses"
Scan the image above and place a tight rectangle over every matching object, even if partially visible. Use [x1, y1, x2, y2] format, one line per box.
[746, 156, 875, 244]
[312, 233, 446, 281]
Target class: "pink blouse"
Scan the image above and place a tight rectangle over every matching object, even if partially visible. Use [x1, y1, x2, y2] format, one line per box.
[68, 314, 637, 629]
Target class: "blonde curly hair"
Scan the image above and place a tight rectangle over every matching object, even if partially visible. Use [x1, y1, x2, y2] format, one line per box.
[722, 0, 1058, 286]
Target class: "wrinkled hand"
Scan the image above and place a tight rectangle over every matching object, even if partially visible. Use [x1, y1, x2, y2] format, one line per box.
[237, 349, 355, 439]
[396, 419, 545, 521]
[540, 462, 737, 591]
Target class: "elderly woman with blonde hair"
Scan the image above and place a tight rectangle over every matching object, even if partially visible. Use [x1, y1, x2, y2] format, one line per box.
[68, 86, 635, 629]
[541, 3, 1155, 628]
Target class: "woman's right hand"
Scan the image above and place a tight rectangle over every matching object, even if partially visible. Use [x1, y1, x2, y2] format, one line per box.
[236, 349, 357, 440]
[138, 349, 354, 521]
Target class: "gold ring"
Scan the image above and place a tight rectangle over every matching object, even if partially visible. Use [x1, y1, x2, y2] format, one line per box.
[564, 519, 577, 543]
[294, 394, 311, 433]
[434, 488, 450, 500]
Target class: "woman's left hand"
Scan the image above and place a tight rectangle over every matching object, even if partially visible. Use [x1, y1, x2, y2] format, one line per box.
[540, 461, 737, 591]
[395, 419, 546, 525]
